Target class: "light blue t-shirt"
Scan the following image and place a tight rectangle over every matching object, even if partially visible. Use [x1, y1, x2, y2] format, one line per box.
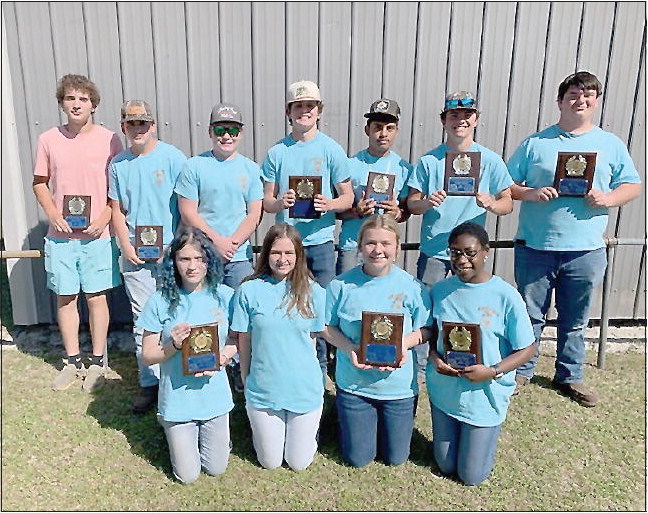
[174, 152, 264, 261]
[507, 124, 641, 251]
[108, 140, 186, 247]
[326, 265, 431, 400]
[230, 276, 325, 413]
[425, 275, 534, 427]
[137, 285, 235, 423]
[339, 149, 413, 251]
[261, 131, 350, 246]
[408, 142, 513, 260]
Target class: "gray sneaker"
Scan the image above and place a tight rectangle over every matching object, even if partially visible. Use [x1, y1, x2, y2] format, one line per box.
[82, 364, 106, 393]
[52, 363, 85, 391]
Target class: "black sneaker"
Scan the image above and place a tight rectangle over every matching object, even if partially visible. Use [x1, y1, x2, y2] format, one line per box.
[132, 385, 159, 414]
[552, 380, 597, 407]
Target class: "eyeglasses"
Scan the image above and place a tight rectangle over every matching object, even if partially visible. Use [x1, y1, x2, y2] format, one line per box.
[449, 248, 484, 260]
[211, 125, 241, 137]
[445, 98, 476, 110]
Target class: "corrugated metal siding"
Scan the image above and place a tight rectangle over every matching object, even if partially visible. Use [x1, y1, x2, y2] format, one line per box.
[1, 1, 645, 325]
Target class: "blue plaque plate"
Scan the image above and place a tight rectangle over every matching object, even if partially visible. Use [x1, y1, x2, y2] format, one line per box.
[446, 351, 477, 368]
[291, 199, 320, 219]
[187, 353, 217, 373]
[66, 215, 88, 229]
[447, 177, 476, 194]
[366, 344, 398, 365]
[558, 178, 588, 196]
[368, 192, 390, 204]
[137, 246, 161, 259]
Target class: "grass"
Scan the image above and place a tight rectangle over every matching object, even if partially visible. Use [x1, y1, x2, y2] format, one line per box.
[1, 345, 645, 511]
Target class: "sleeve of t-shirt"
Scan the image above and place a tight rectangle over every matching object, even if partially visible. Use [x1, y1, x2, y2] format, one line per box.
[329, 145, 351, 185]
[504, 288, 535, 351]
[136, 293, 165, 333]
[33, 134, 50, 178]
[610, 137, 641, 189]
[246, 162, 265, 202]
[110, 133, 124, 160]
[311, 283, 326, 332]
[260, 150, 277, 183]
[229, 286, 251, 333]
[407, 159, 429, 195]
[398, 160, 414, 200]
[108, 160, 119, 201]
[506, 139, 531, 184]
[410, 279, 432, 331]
[325, 279, 342, 327]
[170, 148, 188, 186]
[174, 161, 199, 200]
[488, 155, 515, 194]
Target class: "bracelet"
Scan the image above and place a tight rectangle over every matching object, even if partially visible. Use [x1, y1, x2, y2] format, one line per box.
[171, 340, 182, 351]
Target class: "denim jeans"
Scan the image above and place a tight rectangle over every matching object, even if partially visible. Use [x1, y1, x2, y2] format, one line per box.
[415, 253, 452, 377]
[336, 388, 415, 467]
[336, 248, 362, 276]
[158, 413, 231, 484]
[246, 404, 322, 471]
[305, 242, 336, 379]
[430, 404, 501, 486]
[223, 259, 254, 289]
[514, 244, 606, 383]
[120, 258, 161, 387]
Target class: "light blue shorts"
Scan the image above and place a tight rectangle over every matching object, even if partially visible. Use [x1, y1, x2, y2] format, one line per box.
[44, 237, 121, 295]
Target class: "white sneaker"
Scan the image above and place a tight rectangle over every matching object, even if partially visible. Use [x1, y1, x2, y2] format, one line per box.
[82, 364, 106, 393]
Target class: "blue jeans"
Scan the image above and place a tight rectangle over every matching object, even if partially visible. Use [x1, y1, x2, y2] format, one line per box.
[336, 388, 415, 467]
[336, 248, 361, 275]
[514, 244, 606, 383]
[431, 404, 501, 486]
[305, 242, 336, 378]
[415, 254, 452, 376]
[158, 414, 231, 484]
[120, 258, 160, 387]
[223, 259, 254, 289]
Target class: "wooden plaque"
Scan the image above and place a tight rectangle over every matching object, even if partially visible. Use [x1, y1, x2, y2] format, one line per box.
[62, 194, 91, 230]
[553, 152, 596, 197]
[135, 225, 163, 262]
[442, 321, 481, 369]
[364, 172, 396, 204]
[359, 311, 404, 367]
[444, 151, 481, 196]
[182, 323, 220, 375]
[289, 175, 322, 219]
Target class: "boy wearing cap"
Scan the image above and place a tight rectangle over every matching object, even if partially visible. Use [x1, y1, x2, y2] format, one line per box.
[261, 80, 353, 376]
[336, 98, 412, 274]
[109, 100, 187, 413]
[407, 91, 513, 376]
[507, 71, 641, 406]
[32, 74, 123, 392]
[176, 103, 263, 288]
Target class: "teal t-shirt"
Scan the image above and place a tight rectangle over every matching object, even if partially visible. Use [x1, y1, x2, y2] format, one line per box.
[174, 152, 264, 261]
[261, 131, 350, 246]
[425, 275, 534, 427]
[339, 149, 412, 251]
[408, 142, 513, 260]
[136, 286, 235, 422]
[325, 265, 431, 400]
[230, 276, 325, 413]
[108, 140, 186, 247]
[507, 124, 641, 251]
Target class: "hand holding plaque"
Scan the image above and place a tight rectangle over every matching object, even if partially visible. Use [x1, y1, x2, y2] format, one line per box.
[553, 152, 596, 196]
[444, 152, 481, 196]
[358, 311, 404, 367]
[182, 323, 220, 375]
[364, 172, 396, 204]
[442, 321, 481, 369]
[62, 195, 91, 230]
[289, 176, 322, 219]
[135, 225, 163, 262]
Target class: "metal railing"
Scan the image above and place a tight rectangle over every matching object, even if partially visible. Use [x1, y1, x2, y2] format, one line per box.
[2, 237, 645, 368]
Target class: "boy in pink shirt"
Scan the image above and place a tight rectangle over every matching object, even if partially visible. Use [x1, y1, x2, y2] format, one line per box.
[33, 74, 123, 392]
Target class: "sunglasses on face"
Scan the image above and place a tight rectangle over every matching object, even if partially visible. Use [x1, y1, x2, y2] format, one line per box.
[445, 98, 476, 110]
[449, 248, 483, 260]
[211, 125, 241, 137]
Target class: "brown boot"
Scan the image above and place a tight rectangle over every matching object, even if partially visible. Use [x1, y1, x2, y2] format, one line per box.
[552, 380, 597, 407]
[132, 385, 159, 414]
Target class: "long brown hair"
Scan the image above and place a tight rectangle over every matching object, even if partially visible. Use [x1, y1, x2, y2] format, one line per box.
[244, 223, 316, 318]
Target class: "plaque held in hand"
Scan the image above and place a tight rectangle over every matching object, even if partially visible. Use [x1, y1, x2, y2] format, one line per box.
[444, 152, 481, 196]
[135, 225, 163, 262]
[182, 323, 220, 375]
[62, 195, 91, 230]
[289, 175, 322, 219]
[553, 152, 596, 196]
[364, 172, 396, 204]
[442, 321, 481, 369]
[359, 311, 404, 367]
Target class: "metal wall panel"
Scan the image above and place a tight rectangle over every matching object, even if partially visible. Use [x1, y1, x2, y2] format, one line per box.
[2, 1, 645, 323]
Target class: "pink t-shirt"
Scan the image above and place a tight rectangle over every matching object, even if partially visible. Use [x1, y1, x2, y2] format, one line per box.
[34, 124, 124, 240]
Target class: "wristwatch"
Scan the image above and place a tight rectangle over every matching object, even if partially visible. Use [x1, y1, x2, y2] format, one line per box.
[490, 363, 504, 380]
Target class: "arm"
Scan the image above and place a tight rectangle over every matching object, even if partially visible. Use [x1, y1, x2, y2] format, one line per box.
[230, 200, 262, 248]
[110, 199, 143, 265]
[379, 196, 410, 222]
[236, 331, 251, 386]
[586, 182, 642, 208]
[314, 179, 354, 213]
[321, 325, 373, 371]
[178, 196, 235, 259]
[407, 187, 447, 214]
[510, 181, 558, 202]
[262, 181, 296, 213]
[221, 333, 239, 367]
[32, 177, 72, 233]
[461, 343, 535, 383]
[476, 187, 514, 215]
[84, 203, 113, 238]
[141, 325, 189, 366]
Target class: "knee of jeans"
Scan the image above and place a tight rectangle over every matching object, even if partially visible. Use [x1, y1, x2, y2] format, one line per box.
[434, 455, 457, 476]
[285, 454, 313, 472]
[344, 451, 373, 468]
[384, 453, 408, 467]
[257, 453, 283, 470]
[174, 467, 201, 485]
[202, 461, 228, 477]
[458, 466, 490, 486]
